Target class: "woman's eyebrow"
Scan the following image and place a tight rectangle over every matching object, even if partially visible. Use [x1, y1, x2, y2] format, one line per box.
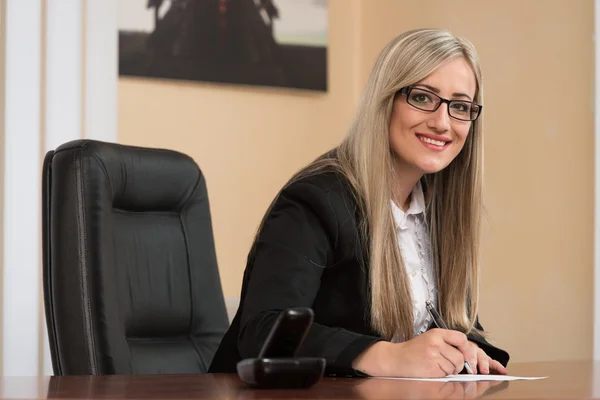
[415, 83, 473, 101]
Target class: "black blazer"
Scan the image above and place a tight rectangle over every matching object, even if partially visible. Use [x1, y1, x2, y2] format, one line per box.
[209, 170, 509, 376]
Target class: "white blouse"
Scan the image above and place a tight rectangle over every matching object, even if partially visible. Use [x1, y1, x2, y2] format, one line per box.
[390, 181, 437, 341]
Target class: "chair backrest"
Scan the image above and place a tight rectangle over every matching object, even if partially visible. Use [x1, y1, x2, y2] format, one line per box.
[43, 140, 229, 375]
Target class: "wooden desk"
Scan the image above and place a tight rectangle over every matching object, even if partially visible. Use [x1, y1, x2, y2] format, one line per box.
[0, 360, 596, 399]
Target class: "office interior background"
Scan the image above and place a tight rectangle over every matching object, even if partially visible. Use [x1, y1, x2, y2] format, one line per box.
[0, 0, 595, 377]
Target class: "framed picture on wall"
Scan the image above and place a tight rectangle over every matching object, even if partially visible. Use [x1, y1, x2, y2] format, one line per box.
[118, 0, 328, 92]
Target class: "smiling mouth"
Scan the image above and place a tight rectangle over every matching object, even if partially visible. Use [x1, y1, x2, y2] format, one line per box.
[416, 134, 451, 148]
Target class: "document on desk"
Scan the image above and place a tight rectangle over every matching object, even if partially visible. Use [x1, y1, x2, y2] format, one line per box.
[374, 375, 548, 382]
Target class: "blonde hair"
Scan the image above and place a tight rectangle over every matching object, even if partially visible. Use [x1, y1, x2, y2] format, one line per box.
[282, 29, 484, 341]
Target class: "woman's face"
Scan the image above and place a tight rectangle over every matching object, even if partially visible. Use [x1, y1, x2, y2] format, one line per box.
[389, 57, 477, 176]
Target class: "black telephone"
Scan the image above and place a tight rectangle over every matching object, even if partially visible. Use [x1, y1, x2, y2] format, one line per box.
[236, 307, 326, 389]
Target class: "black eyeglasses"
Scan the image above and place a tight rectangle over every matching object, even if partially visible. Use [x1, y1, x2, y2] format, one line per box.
[398, 86, 482, 122]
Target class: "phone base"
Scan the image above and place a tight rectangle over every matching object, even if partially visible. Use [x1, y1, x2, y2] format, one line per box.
[236, 357, 326, 389]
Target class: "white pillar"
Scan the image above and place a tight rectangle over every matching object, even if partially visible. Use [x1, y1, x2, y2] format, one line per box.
[84, 0, 118, 142]
[45, 0, 83, 150]
[43, 0, 84, 376]
[3, 0, 43, 376]
[1, 0, 118, 376]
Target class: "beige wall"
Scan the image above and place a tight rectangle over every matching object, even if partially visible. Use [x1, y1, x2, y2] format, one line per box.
[119, 0, 361, 298]
[118, 0, 594, 363]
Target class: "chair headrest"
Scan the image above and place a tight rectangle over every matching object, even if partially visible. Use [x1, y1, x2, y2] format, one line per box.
[54, 140, 203, 212]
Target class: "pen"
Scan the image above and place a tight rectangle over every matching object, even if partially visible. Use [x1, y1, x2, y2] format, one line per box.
[425, 300, 474, 375]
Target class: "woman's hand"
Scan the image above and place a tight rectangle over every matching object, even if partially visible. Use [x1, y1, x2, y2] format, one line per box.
[352, 329, 506, 378]
[475, 346, 507, 375]
[353, 329, 473, 378]
[462, 339, 507, 375]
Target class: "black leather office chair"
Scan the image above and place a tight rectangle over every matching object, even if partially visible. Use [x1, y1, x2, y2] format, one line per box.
[42, 140, 229, 375]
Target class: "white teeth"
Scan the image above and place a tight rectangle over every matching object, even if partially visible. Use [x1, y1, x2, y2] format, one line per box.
[419, 136, 446, 147]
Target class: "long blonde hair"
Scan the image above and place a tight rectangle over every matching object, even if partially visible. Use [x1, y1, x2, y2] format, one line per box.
[280, 29, 484, 341]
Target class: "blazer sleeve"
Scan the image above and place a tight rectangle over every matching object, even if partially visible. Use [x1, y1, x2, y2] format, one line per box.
[238, 179, 381, 376]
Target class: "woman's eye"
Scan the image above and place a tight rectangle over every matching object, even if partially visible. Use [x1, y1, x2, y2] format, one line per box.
[451, 102, 470, 113]
[412, 94, 431, 103]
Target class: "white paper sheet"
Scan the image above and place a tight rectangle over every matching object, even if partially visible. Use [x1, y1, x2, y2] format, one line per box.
[373, 374, 548, 382]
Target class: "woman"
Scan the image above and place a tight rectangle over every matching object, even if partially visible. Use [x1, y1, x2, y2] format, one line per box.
[209, 28, 509, 378]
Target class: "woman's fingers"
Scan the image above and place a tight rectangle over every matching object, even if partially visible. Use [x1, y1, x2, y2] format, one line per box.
[466, 341, 479, 374]
[439, 344, 466, 375]
[489, 359, 507, 375]
[476, 348, 507, 375]
[437, 354, 459, 376]
[477, 348, 490, 374]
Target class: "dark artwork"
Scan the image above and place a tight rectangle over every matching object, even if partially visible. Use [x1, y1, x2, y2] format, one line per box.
[119, 0, 328, 91]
